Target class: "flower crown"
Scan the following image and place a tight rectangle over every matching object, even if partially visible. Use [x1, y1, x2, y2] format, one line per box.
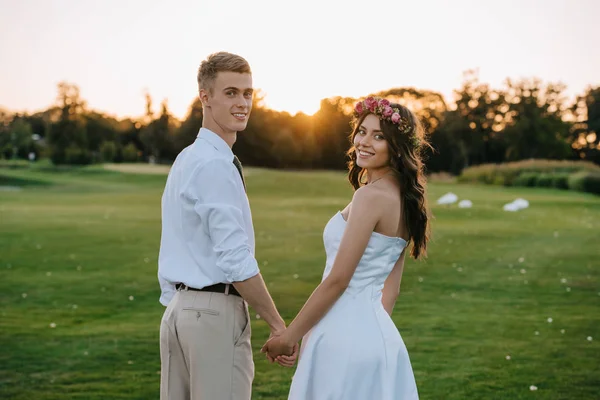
[353, 96, 420, 148]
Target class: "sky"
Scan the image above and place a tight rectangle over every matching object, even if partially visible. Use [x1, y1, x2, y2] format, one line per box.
[1, 0, 599, 120]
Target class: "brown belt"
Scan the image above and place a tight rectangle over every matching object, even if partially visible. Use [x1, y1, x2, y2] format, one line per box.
[176, 282, 241, 297]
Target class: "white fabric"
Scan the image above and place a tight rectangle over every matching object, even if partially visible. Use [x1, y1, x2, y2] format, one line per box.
[158, 128, 259, 306]
[289, 211, 419, 399]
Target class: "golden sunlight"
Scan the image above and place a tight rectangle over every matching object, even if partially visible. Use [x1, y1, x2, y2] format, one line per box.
[262, 95, 321, 116]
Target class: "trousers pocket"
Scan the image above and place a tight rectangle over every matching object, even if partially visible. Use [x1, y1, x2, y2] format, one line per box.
[234, 308, 251, 346]
[182, 308, 219, 316]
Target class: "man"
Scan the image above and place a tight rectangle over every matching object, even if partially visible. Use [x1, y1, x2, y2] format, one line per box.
[158, 51, 295, 400]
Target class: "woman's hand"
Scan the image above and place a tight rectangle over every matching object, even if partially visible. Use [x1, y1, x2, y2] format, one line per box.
[261, 332, 298, 367]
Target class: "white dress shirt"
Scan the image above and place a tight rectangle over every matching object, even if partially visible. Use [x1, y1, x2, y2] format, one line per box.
[157, 128, 260, 306]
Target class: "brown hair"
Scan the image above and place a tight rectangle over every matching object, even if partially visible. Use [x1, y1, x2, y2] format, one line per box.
[346, 102, 432, 259]
[197, 52, 251, 94]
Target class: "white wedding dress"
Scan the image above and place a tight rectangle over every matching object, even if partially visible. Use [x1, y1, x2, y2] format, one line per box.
[288, 211, 419, 400]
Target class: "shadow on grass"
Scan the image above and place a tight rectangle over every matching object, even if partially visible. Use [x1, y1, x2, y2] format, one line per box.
[0, 173, 52, 187]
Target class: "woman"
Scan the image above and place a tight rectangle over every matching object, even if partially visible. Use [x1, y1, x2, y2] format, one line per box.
[262, 96, 431, 399]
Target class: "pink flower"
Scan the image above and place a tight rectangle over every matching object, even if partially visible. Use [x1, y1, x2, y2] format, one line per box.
[391, 113, 401, 123]
[379, 99, 390, 107]
[354, 102, 363, 114]
[364, 97, 377, 112]
[383, 106, 394, 117]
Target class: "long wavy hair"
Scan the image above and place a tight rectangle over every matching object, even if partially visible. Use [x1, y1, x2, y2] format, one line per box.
[346, 102, 431, 259]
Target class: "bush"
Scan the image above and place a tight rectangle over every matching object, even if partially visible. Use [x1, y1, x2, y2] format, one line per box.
[459, 159, 600, 186]
[100, 141, 117, 162]
[513, 172, 539, 187]
[568, 171, 600, 195]
[122, 143, 140, 162]
[64, 146, 93, 165]
[551, 173, 570, 190]
[535, 173, 553, 188]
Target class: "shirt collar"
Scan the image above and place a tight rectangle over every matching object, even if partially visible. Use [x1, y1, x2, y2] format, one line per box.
[198, 128, 234, 159]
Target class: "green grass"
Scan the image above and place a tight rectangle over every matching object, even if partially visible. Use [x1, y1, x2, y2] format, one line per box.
[1, 163, 599, 399]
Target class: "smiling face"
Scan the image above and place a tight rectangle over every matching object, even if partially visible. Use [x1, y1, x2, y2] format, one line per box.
[352, 113, 391, 170]
[199, 71, 253, 136]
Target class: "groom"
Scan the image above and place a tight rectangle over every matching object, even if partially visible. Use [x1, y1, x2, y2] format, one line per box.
[157, 51, 296, 400]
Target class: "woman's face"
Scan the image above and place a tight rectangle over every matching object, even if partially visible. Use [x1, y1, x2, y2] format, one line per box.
[353, 114, 390, 170]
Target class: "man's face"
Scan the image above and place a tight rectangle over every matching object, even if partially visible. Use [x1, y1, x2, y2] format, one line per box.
[201, 71, 253, 134]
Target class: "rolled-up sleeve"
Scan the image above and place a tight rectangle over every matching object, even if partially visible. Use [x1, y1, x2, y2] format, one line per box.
[184, 158, 260, 283]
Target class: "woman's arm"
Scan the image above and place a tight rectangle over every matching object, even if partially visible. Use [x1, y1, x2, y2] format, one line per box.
[262, 188, 381, 357]
[381, 250, 406, 316]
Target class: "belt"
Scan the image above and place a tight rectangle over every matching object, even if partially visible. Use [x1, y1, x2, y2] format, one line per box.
[176, 282, 241, 297]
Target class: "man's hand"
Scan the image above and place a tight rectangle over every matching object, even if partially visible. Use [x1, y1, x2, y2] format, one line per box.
[261, 332, 298, 367]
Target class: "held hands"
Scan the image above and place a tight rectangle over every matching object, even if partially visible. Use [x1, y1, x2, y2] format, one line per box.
[261, 330, 298, 367]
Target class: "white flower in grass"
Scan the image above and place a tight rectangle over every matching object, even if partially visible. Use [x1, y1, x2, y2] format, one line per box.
[36, 244, 42, 250]
[561, 278, 567, 283]
[520, 269, 526, 274]
[293, 274, 299, 279]
[49, 322, 56, 328]
[128, 360, 134, 365]
[530, 385, 538, 391]
[560, 329, 565, 334]
[46, 272, 52, 277]
[144, 257, 149, 263]
[534, 331, 539, 336]
[77, 265, 82, 271]
[83, 351, 88, 356]
[554, 231, 559, 238]
[457, 267, 463, 272]
[256, 314, 261, 320]
[22, 293, 27, 298]
[518, 257, 525, 263]
[72, 304, 78, 309]
[129, 296, 134, 301]
[418, 277, 423, 282]
[450, 293, 456, 298]
[587, 336, 593, 342]
[547, 317, 553, 323]
[263, 260, 269, 266]
[69, 254, 76, 260]
[566, 287, 571, 292]
[505, 355, 511, 360]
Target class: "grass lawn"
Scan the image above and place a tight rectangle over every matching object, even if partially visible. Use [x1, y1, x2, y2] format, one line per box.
[1, 163, 599, 399]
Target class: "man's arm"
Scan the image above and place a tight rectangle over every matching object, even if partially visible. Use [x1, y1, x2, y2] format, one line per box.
[186, 159, 286, 334]
[233, 274, 285, 334]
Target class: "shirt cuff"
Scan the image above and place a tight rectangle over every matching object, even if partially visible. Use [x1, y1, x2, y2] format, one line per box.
[224, 256, 260, 283]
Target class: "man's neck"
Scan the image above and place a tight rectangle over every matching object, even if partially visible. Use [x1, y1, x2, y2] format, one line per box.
[203, 124, 237, 149]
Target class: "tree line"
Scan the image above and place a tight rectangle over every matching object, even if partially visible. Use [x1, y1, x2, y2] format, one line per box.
[1, 70, 598, 174]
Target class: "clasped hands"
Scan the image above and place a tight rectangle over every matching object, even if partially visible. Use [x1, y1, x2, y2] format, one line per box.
[260, 329, 299, 367]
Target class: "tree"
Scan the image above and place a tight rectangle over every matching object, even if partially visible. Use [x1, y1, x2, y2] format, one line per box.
[570, 86, 600, 164]
[140, 99, 177, 162]
[48, 82, 90, 164]
[503, 78, 571, 161]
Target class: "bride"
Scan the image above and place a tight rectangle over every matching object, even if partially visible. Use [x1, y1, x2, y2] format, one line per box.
[262, 96, 432, 399]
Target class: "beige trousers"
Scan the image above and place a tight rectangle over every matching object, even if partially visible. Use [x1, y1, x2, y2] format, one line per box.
[160, 288, 254, 400]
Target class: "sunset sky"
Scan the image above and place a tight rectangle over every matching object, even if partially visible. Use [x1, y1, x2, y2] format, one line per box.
[1, 0, 598, 120]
